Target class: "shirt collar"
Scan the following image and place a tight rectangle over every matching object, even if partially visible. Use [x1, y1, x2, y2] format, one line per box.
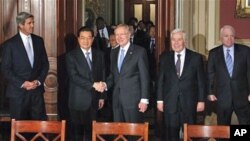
[120, 42, 130, 53]
[19, 31, 31, 39]
[223, 45, 234, 52]
[175, 48, 186, 57]
[80, 47, 92, 55]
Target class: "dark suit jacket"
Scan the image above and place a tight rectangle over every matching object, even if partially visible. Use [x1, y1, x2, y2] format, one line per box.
[207, 44, 250, 110]
[1, 33, 49, 98]
[94, 26, 112, 51]
[143, 37, 156, 81]
[66, 47, 106, 111]
[107, 44, 150, 109]
[133, 29, 146, 47]
[157, 49, 206, 116]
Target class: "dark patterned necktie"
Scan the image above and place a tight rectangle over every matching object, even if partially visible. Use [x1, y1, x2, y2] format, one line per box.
[150, 39, 155, 53]
[101, 29, 105, 38]
[176, 54, 181, 77]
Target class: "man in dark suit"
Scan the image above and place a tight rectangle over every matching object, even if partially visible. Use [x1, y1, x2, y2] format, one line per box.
[66, 26, 106, 141]
[1, 12, 49, 120]
[144, 25, 157, 84]
[157, 29, 206, 141]
[144, 25, 164, 138]
[207, 25, 250, 125]
[94, 17, 112, 51]
[104, 24, 150, 123]
[98, 32, 118, 122]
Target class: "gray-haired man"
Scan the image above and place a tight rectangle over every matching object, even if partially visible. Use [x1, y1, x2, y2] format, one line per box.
[1, 12, 49, 120]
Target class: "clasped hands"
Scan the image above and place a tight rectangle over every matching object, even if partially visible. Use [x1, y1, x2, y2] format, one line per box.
[22, 80, 39, 90]
[93, 81, 106, 93]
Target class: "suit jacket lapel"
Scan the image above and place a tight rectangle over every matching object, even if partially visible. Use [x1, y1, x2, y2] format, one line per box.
[120, 44, 134, 73]
[113, 47, 120, 73]
[30, 35, 38, 68]
[218, 46, 231, 77]
[92, 48, 96, 70]
[232, 44, 240, 77]
[180, 49, 191, 78]
[169, 51, 178, 78]
[76, 47, 91, 72]
[17, 34, 32, 68]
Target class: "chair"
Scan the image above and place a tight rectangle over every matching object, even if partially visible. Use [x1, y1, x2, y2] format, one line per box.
[92, 120, 149, 141]
[10, 119, 66, 141]
[183, 123, 230, 141]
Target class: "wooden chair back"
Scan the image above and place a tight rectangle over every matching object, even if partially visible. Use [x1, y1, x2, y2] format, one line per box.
[10, 119, 66, 141]
[92, 120, 149, 141]
[183, 123, 230, 141]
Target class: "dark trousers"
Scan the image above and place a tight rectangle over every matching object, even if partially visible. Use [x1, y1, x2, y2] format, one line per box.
[164, 99, 196, 141]
[9, 92, 47, 120]
[113, 103, 143, 123]
[70, 107, 97, 141]
[217, 105, 250, 125]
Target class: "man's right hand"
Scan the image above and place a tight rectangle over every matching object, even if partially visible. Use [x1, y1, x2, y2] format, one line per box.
[207, 94, 217, 101]
[157, 103, 164, 112]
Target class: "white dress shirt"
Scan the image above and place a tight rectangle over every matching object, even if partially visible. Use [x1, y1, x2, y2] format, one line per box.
[81, 48, 92, 61]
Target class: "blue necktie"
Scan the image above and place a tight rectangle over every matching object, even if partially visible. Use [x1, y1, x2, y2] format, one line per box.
[85, 52, 92, 70]
[226, 49, 233, 77]
[26, 36, 34, 67]
[118, 49, 125, 72]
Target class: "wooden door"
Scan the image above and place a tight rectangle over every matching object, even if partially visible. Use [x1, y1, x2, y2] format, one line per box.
[125, 0, 156, 23]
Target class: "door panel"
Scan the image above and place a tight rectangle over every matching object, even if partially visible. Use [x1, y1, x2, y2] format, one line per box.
[125, 0, 156, 23]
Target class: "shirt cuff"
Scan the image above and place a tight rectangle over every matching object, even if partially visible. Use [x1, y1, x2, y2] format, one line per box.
[157, 101, 163, 103]
[103, 82, 108, 91]
[37, 80, 41, 86]
[140, 99, 149, 104]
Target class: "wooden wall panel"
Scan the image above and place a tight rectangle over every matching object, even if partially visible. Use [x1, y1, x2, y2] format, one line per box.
[1, 0, 17, 43]
[156, 0, 175, 57]
[0, 0, 84, 120]
[220, 0, 250, 42]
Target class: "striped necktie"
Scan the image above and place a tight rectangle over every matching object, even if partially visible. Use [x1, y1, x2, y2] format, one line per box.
[85, 52, 92, 70]
[225, 49, 233, 77]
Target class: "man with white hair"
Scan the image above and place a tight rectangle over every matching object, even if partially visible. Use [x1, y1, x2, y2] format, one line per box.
[157, 28, 206, 141]
[207, 25, 250, 125]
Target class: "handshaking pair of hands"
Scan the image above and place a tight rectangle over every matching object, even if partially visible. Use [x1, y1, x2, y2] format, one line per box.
[93, 81, 107, 93]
